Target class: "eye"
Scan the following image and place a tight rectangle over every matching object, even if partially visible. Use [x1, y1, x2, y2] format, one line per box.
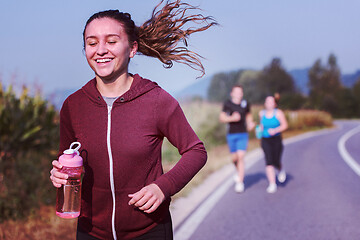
[86, 39, 98, 47]
[107, 36, 120, 45]
[87, 42, 97, 47]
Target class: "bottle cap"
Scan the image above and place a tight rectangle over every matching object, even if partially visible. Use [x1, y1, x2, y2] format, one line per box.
[59, 142, 83, 167]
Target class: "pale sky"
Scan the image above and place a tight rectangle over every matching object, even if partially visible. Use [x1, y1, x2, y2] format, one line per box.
[0, 0, 359, 95]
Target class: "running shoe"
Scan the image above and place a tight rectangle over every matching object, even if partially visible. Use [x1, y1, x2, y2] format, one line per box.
[235, 182, 244, 193]
[266, 183, 277, 193]
[277, 170, 287, 183]
[233, 174, 240, 183]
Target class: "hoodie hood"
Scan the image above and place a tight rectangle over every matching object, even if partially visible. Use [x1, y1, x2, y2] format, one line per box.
[80, 74, 160, 106]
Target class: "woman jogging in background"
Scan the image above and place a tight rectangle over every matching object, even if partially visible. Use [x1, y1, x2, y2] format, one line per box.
[49, 1, 217, 239]
[220, 85, 255, 193]
[259, 95, 288, 193]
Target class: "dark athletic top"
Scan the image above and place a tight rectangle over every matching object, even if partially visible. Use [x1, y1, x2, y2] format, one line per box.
[222, 99, 250, 133]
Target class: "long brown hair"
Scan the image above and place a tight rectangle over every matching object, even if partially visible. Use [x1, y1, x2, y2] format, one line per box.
[83, 0, 217, 77]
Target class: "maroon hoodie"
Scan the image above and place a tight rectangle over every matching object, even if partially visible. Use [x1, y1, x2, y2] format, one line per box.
[59, 74, 207, 239]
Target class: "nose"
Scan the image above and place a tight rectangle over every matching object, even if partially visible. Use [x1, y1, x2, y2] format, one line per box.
[96, 42, 108, 56]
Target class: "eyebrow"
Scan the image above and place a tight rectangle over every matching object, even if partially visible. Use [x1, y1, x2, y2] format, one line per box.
[85, 34, 121, 40]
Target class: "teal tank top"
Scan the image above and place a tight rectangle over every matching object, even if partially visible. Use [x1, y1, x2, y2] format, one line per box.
[260, 109, 280, 138]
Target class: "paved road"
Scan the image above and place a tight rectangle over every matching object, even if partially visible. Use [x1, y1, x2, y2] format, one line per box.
[175, 120, 360, 240]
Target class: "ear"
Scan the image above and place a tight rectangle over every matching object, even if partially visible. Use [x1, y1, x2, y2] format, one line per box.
[129, 41, 138, 58]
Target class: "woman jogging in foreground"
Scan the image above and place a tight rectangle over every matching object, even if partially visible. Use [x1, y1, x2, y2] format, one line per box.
[259, 95, 288, 193]
[49, 1, 217, 239]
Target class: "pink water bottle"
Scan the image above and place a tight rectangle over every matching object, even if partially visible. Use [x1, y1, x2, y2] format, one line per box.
[56, 142, 83, 218]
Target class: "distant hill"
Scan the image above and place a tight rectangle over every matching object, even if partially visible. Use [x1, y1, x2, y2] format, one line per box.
[174, 76, 210, 100]
[342, 70, 360, 87]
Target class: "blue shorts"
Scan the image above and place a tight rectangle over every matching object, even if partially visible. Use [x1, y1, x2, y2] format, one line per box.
[226, 133, 249, 153]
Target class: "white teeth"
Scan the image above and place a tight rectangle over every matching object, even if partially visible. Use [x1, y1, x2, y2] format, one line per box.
[96, 58, 111, 63]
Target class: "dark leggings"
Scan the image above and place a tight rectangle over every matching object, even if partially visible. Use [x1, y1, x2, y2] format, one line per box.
[76, 215, 173, 240]
[261, 135, 283, 170]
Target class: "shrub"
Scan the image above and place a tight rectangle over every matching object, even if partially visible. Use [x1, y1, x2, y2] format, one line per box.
[181, 100, 226, 148]
[162, 100, 226, 166]
[285, 110, 333, 130]
[251, 104, 333, 130]
[0, 83, 59, 222]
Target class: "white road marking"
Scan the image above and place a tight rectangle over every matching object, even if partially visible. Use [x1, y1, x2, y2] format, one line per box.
[338, 124, 360, 177]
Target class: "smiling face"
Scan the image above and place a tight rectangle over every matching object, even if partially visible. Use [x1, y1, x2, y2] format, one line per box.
[264, 96, 276, 110]
[84, 17, 137, 82]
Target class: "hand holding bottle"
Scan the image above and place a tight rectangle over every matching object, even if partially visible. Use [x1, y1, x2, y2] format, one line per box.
[50, 160, 68, 188]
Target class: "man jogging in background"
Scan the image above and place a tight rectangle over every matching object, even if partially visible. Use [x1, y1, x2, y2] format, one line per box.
[220, 85, 255, 193]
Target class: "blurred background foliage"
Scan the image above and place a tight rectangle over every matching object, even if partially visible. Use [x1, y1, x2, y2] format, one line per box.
[207, 54, 360, 118]
[0, 83, 59, 222]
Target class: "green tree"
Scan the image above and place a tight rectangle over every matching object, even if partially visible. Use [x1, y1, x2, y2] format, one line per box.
[207, 70, 242, 102]
[334, 88, 357, 118]
[207, 58, 303, 108]
[237, 70, 262, 103]
[308, 59, 325, 109]
[258, 58, 302, 109]
[352, 77, 360, 116]
[207, 69, 265, 104]
[258, 58, 296, 96]
[307, 54, 343, 114]
[0, 83, 59, 221]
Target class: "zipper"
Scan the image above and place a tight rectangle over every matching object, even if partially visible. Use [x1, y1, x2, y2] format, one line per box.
[107, 105, 117, 240]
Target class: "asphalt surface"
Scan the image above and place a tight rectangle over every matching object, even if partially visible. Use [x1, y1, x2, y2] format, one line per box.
[175, 120, 360, 240]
